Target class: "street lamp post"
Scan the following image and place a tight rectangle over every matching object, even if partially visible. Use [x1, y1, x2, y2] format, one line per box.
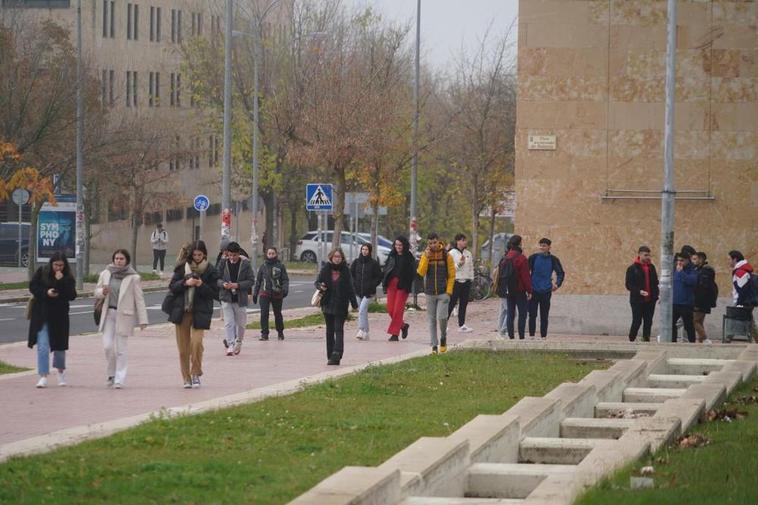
[409, 0, 421, 257]
[75, 0, 85, 290]
[221, 0, 234, 242]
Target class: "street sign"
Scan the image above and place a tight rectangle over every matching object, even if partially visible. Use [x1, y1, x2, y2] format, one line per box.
[193, 194, 210, 212]
[11, 188, 30, 206]
[306, 183, 333, 211]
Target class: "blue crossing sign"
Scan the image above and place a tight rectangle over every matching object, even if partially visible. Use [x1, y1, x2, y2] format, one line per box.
[306, 183, 333, 211]
[193, 194, 210, 212]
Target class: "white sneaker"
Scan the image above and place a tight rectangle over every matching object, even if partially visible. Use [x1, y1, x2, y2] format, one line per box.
[355, 330, 364, 340]
[704, 338, 713, 345]
[57, 371, 67, 387]
[113, 382, 123, 389]
[152, 269, 157, 274]
[226, 346, 234, 356]
[362, 332, 370, 341]
[233, 339, 242, 355]
[106, 376, 115, 388]
[458, 325, 473, 333]
[36, 376, 48, 388]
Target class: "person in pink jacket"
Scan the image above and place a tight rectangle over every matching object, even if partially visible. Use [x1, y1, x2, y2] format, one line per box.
[95, 249, 149, 389]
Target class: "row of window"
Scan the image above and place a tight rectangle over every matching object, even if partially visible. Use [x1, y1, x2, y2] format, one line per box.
[109, 201, 247, 224]
[102, 1, 208, 43]
[101, 70, 189, 108]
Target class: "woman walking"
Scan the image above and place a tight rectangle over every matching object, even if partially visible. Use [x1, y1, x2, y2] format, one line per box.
[94, 249, 149, 389]
[382, 235, 416, 341]
[165, 240, 219, 389]
[350, 243, 382, 340]
[28, 252, 77, 388]
[316, 248, 358, 365]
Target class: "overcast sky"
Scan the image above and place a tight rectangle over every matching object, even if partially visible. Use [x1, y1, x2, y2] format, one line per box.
[350, 0, 519, 70]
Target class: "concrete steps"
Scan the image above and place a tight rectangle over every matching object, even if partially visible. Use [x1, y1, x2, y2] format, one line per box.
[559, 417, 636, 439]
[595, 401, 660, 418]
[647, 374, 708, 388]
[622, 387, 686, 403]
[519, 437, 613, 465]
[466, 463, 576, 499]
[666, 358, 734, 375]
[402, 498, 524, 505]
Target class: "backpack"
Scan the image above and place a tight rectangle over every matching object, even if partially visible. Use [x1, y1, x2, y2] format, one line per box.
[710, 273, 718, 308]
[747, 273, 758, 306]
[496, 257, 517, 298]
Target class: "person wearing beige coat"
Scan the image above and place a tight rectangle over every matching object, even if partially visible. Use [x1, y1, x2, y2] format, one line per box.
[95, 249, 149, 388]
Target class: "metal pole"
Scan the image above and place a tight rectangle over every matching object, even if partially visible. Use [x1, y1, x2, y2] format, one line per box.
[659, 0, 678, 343]
[250, 16, 261, 272]
[75, 0, 84, 290]
[221, 0, 233, 240]
[409, 0, 420, 254]
[17, 202, 22, 268]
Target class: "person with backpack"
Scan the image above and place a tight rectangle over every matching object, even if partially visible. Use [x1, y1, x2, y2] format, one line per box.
[499, 235, 532, 340]
[350, 243, 382, 340]
[729, 250, 757, 342]
[150, 223, 169, 276]
[691, 251, 717, 344]
[252, 247, 289, 341]
[527, 238, 565, 339]
[417, 232, 455, 353]
[625, 245, 659, 342]
[217, 242, 256, 355]
[493, 250, 509, 338]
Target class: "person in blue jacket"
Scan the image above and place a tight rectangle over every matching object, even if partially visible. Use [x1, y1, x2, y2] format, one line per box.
[527, 238, 565, 339]
[673, 251, 698, 342]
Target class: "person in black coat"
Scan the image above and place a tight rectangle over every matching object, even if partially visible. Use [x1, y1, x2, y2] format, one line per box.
[316, 248, 358, 365]
[166, 240, 219, 388]
[382, 235, 416, 341]
[692, 251, 717, 343]
[28, 252, 77, 388]
[350, 243, 382, 341]
[625, 245, 660, 342]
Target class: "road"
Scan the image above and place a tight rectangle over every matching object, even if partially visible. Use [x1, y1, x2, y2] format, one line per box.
[0, 275, 318, 344]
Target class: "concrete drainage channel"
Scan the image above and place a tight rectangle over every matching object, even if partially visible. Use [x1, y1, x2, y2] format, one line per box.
[290, 344, 758, 505]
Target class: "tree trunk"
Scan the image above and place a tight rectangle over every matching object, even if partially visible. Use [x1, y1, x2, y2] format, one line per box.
[471, 175, 480, 262]
[332, 166, 346, 251]
[261, 190, 275, 251]
[27, 202, 43, 279]
[488, 205, 496, 267]
[371, 202, 379, 255]
[130, 211, 140, 270]
[288, 201, 298, 262]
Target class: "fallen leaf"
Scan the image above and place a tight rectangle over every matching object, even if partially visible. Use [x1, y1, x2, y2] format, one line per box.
[677, 433, 711, 448]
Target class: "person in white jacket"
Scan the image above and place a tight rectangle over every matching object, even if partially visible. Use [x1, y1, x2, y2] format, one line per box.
[95, 249, 149, 389]
[447, 233, 474, 332]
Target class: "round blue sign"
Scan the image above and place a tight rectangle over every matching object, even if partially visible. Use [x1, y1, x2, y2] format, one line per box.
[193, 194, 210, 212]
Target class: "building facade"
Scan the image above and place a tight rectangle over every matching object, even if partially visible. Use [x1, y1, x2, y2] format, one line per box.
[516, 0, 757, 295]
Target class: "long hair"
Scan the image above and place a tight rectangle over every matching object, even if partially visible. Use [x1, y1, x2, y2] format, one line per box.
[175, 242, 192, 266]
[391, 235, 411, 257]
[188, 240, 208, 261]
[47, 251, 73, 279]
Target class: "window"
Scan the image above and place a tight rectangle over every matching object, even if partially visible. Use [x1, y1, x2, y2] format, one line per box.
[102, 0, 115, 38]
[169, 135, 181, 171]
[191, 12, 202, 37]
[108, 69, 114, 105]
[101, 69, 107, 104]
[127, 3, 139, 40]
[175, 73, 180, 106]
[171, 9, 182, 43]
[169, 73, 180, 107]
[188, 137, 200, 169]
[149, 6, 154, 41]
[169, 72, 175, 106]
[170, 8, 175, 42]
[127, 4, 131, 39]
[156, 7, 161, 41]
[126, 70, 137, 107]
[208, 134, 219, 167]
[211, 15, 221, 38]
[166, 208, 183, 222]
[148, 71, 154, 106]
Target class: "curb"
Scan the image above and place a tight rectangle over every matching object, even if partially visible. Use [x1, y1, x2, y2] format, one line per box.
[0, 285, 167, 304]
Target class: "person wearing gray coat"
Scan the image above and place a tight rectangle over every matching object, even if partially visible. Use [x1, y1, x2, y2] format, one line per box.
[216, 242, 255, 355]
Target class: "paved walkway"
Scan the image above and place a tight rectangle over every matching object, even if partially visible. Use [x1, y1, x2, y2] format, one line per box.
[0, 298, 633, 460]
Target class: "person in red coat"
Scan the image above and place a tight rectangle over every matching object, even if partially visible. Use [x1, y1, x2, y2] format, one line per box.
[504, 235, 532, 339]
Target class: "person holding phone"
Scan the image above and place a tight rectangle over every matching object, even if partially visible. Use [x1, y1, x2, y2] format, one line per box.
[27, 252, 77, 388]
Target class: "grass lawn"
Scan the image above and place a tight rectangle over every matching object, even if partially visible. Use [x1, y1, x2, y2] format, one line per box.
[246, 311, 356, 330]
[0, 360, 28, 375]
[0, 281, 28, 291]
[0, 351, 607, 505]
[83, 272, 160, 283]
[577, 378, 758, 505]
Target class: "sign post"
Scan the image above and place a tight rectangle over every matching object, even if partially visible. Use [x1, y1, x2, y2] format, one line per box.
[193, 194, 210, 240]
[306, 184, 333, 265]
[12, 188, 30, 268]
[37, 195, 76, 263]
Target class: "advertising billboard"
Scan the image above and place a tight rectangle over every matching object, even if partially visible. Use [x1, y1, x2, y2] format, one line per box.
[36, 197, 76, 262]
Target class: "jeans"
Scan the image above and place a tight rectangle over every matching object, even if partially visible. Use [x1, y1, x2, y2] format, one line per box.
[426, 293, 450, 347]
[357, 296, 371, 332]
[528, 291, 552, 338]
[260, 296, 284, 336]
[506, 293, 528, 339]
[324, 313, 345, 359]
[36, 324, 66, 376]
[693, 310, 708, 342]
[497, 297, 509, 335]
[152, 249, 166, 271]
[673, 304, 695, 343]
[221, 301, 247, 344]
[102, 309, 128, 384]
[448, 280, 471, 327]
[386, 277, 409, 335]
[629, 301, 656, 341]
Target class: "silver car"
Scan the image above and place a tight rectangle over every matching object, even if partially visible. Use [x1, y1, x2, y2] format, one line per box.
[296, 231, 390, 265]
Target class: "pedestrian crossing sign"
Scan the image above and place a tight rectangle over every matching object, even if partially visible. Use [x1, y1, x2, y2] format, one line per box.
[306, 183, 333, 211]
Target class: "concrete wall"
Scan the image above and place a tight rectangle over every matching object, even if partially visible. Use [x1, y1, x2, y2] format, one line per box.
[516, 0, 758, 295]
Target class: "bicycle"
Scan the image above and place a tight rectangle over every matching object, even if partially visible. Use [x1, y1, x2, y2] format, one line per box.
[469, 260, 492, 301]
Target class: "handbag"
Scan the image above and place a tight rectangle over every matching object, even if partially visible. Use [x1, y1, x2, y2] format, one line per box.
[310, 289, 324, 307]
[25, 297, 34, 320]
[94, 298, 105, 326]
[161, 292, 177, 315]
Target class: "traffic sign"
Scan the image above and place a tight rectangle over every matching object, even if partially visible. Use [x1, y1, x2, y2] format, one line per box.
[11, 188, 30, 206]
[306, 183, 333, 211]
[193, 194, 210, 212]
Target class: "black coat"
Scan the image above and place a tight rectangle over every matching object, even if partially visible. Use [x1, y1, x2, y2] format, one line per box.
[694, 264, 717, 313]
[382, 251, 416, 292]
[625, 262, 659, 304]
[350, 256, 382, 298]
[27, 267, 77, 351]
[316, 263, 358, 317]
[167, 262, 220, 329]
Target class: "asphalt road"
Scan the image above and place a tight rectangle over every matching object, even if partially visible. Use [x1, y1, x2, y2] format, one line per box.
[0, 275, 318, 344]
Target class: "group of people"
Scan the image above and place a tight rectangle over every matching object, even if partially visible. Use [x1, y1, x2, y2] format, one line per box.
[625, 245, 756, 343]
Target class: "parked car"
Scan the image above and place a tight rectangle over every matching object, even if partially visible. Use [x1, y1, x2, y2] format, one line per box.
[357, 233, 393, 249]
[296, 231, 391, 265]
[479, 232, 512, 264]
[0, 222, 31, 267]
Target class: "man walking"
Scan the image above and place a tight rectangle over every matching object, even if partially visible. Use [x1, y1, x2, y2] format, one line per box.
[527, 238, 565, 339]
[673, 252, 698, 343]
[216, 242, 255, 355]
[150, 223, 169, 275]
[625, 245, 659, 342]
[448, 233, 474, 332]
[503, 235, 532, 340]
[417, 233, 455, 354]
[692, 251, 717, 344]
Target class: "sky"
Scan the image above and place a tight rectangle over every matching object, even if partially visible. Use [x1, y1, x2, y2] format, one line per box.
[350, 0, 519, 70]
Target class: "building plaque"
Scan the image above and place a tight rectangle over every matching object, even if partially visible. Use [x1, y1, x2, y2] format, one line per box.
[528, 135, 557, 150]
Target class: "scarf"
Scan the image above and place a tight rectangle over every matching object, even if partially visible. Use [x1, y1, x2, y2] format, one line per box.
[107, 264, 138, 280]
[184, 259, 209, 311]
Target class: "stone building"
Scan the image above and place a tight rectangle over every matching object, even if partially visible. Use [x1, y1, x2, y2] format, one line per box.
[516, 0, 757, 295]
